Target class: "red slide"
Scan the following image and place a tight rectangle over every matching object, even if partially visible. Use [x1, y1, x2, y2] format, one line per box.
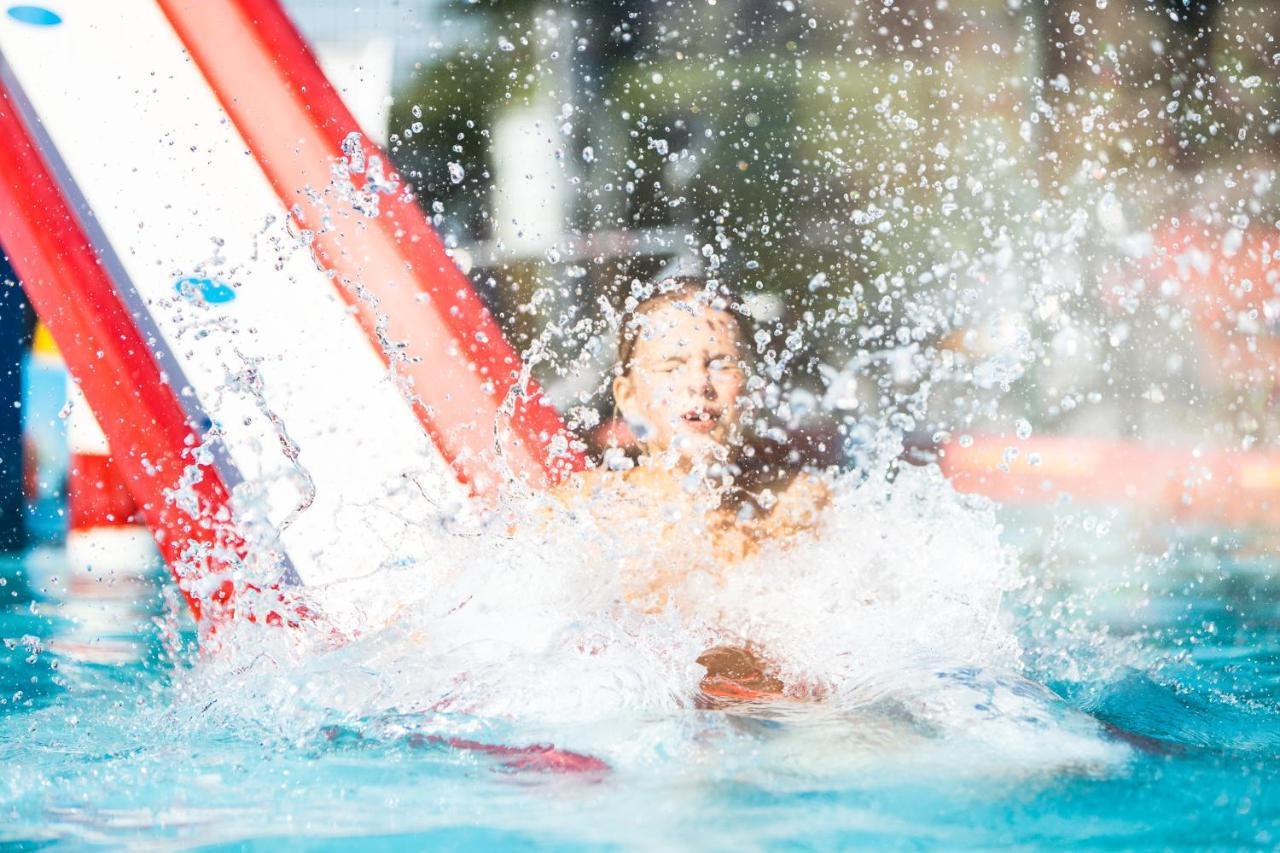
[0, 2, 584, 623]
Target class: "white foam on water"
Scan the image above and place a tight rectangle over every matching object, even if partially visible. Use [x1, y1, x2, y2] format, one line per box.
[178, 460, 1128, 777]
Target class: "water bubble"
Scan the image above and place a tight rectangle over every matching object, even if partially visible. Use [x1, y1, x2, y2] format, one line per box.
[1015, 419, 1033, 440]
[581, 146, 595, 163]
[602, 447, 633, 471]
[447, 162, 465, 184]
[341, 131, 366, 173]
[889, 412, 916, 432]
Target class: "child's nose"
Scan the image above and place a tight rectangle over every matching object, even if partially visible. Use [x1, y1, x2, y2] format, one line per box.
[693, 369, 717, 399]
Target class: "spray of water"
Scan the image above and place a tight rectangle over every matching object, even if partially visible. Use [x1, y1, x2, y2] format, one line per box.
[100, 112, 1158, 781]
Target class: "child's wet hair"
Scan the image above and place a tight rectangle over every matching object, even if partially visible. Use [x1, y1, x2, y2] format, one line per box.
[615, 275, 750, 377]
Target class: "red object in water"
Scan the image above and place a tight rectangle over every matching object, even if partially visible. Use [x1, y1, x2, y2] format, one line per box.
[941, 433, 1280, 524]
[410, 734, 609, 775]
[699, 676, 779, 702]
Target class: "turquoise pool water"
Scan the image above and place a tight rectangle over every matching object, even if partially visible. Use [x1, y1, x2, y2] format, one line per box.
[1, 516, 1278, 849]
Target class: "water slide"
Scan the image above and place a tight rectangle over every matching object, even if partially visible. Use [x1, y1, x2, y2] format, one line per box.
[0, 1, 584, 623]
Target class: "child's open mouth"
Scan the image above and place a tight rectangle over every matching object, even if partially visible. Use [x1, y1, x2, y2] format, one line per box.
[681, 409, 721, 433]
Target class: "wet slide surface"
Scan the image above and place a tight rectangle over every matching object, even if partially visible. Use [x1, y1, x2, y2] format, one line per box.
[0, 1, 579, 614]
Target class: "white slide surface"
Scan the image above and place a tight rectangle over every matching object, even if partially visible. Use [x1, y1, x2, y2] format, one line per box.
[0, 2, 466, 590]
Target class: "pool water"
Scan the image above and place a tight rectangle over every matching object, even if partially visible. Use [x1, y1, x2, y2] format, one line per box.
[1, 510, 1278, 849]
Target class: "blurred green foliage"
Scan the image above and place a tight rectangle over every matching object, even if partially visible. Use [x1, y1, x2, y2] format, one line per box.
[384, 0, 1280, 440]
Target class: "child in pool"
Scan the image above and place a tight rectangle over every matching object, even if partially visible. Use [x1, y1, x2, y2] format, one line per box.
[553, 276, 830, 700]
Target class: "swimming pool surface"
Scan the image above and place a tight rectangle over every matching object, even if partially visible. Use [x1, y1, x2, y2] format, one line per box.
[1, 514, 1278, 849]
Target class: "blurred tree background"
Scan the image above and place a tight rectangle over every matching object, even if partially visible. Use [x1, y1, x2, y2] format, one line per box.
[292, 0, 1280, 460]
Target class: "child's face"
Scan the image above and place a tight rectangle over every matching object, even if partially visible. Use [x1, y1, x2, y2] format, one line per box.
[613, 299, 747, 458]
